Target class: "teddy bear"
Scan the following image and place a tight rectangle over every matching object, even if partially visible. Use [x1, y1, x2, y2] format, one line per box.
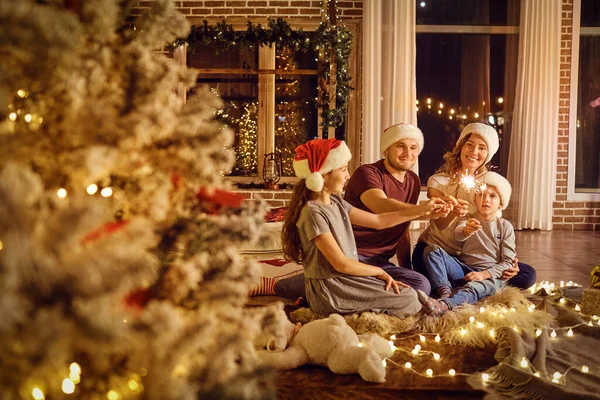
[254, 302, 394, 383]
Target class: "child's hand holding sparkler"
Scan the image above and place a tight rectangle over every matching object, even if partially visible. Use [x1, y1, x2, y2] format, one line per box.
[462, 218, 482, 236]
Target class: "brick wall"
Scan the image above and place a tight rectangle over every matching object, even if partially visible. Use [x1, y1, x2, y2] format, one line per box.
[238, 189, 293, 207]
[135, 1, 363, 19]
[552, 0, 600, 230]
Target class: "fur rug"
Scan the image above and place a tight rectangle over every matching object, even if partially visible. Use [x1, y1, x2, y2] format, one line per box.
[290, 287, 554, 347]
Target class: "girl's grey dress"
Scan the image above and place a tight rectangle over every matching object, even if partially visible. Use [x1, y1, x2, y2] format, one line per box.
[296, 194, 421, 318]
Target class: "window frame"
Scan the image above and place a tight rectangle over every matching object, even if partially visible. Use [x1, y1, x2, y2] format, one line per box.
[567, 0, 600, 200]
[184, 17, 362, 185]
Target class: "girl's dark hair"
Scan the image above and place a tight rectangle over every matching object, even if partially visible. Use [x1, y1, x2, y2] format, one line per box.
[282, 180, 313, 263]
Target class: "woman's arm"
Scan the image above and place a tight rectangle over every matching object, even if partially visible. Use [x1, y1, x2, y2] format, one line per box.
[313, 232, 401, 293]
[348, 198, 446, 230]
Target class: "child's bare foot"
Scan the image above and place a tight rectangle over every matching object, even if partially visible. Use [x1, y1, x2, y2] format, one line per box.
[417, 290, 449, 316]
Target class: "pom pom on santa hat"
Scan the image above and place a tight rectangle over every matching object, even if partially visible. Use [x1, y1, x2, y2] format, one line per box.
[293, 138, 352, 192]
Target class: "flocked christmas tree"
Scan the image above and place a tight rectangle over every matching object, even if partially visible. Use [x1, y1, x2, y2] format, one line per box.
[0, 1, 274, 399]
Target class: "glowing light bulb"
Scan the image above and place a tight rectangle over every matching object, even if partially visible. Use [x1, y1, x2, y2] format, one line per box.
[434, 334, 441, 342]
[419, 335, 426, 342]
[534, 372, 541, 377]
[474, 112, 479, 118]
[551, 330, 557, 338]
[426, 368, 433, 377]
[62, 378, 75, 394]
[489, 328, 495, 338]
[357, 342, 363, 347]
[535, 329, 542, 337]
[427, 97, 432, 104]
[588, 321, 594, 327]
[460, 328, 468, 336]
[420, 1, 426, 7]
[101, 187, 113, 197]
[449, 115, 453, 120]
[575, 304, 581, 311]
[449, 369, 456, 376]
[567, 328, 573, 337]
[476, 322, 485, 329]
[416, 100, 419, 105]
[17, 89, 27, 98]
[24, 114, 32, 122]
[433, 353, 440, 360]
[559, 298, 566, 304]
[482, 373, 489, 382]
[439, 102, 444, 109]
[57, 188, 67, 198]
[128, 379, 140, 391]
[107, 390, 120, 400]
[438, 110, 442, 114]
[405, 362, 412, 369]
[520, 357, 528, 368]
[411, 348, 419, 355]
[9, 112, 17, 121]
[553, 372, 562, 379]
[450, 108, 455, 115]
[479, 307, 485, 313]
[414, 344, 421, 351]
[0, 240, 3, 250]
[32, 387, 45, 400]
[87, 184, 98, 195]
[416, 106, 419, 112]
[498, 97, 504, 104]
[581, 365, 589, 373]
[390, 334, 397, 340]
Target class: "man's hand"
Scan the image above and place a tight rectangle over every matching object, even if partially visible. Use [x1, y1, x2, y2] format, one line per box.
[463, 218, 482, 236]
[464, 270, 490, 282]
[424, 198, 450, 216]
[501, 258, 520, 281]
[396, 280, 410, 289]
[452, 199, 469, 217]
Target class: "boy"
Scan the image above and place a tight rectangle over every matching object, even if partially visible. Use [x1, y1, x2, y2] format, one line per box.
[417, 172, 516, 316]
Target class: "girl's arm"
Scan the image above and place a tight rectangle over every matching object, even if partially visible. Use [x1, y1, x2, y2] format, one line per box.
[348, 198, 446, 230]
[313, 232, 401, 293]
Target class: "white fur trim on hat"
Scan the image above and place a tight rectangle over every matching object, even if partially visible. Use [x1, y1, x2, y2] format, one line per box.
[380, 123, 425, 154]
[292, 140, 352, 192]
[481, 172, 512, 210]
[456, 123, 499, 165]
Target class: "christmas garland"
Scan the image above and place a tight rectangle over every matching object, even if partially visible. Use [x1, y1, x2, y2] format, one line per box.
[169, 18, 353, 135]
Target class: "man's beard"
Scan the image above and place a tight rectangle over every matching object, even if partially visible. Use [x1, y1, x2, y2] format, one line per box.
[386, 155, 415, 172]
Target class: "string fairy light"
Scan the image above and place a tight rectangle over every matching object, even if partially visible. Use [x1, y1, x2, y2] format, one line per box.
[32, 387, 45, 400]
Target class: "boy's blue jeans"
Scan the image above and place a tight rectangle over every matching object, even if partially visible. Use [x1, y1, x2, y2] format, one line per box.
[423, 244, 505, 309]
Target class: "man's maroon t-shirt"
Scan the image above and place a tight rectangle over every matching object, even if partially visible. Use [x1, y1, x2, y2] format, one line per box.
[344, 159, 421, 259]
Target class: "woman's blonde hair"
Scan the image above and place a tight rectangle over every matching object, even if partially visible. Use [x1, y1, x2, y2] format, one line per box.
[436, 133, 489, 177]
[282, 180, 313, 263]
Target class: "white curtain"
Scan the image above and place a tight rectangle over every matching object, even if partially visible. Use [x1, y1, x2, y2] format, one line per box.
[507, 0, 561, 230]
[362, 0, 416, 165]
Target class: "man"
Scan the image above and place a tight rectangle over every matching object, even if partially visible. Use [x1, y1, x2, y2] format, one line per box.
[274, 123, 445, 299]
[343, 123, 444, 295]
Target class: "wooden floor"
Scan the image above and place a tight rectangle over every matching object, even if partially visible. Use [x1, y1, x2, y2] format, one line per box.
[409, 229, 600, 288]
[514, 229, 600, 286]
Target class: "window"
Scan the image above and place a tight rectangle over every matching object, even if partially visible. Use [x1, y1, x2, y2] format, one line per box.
[416, 0, 520, 184]
[189, 41, 319, 181]
[571, 0, 600, 194]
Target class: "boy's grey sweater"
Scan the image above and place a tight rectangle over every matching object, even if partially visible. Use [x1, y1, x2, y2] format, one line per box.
[454, 215, 516, 279]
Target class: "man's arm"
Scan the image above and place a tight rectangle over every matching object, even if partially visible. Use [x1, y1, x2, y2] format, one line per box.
[359, 188, 419, 213]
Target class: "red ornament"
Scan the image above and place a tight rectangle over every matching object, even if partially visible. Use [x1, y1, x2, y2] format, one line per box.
[81, 220, 130, 245]
[196, 186, 245, 209]
[123, 287, 152, 310]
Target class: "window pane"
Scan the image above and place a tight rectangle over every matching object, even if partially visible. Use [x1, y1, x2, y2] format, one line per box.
[416, 0, 520, 26]
[188, 45, 260, 177]
[581, 0, 600, 27]
[416, 33, 518, 183]
[275, 46, 319, 177]
[575, 35, 600, 191]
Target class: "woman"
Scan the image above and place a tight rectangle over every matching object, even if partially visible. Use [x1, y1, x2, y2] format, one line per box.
[283, 138, 445, 317]
[412, 123, 536, 290]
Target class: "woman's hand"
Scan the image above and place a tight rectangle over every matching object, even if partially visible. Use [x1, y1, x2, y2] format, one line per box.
[375, 271, 400, 294]
[501, 258, 520, 281]
[463, 218, 482, 236]
[464, 271, 490, 282]
[452, 198, 469, 217]
[424, 198, 450, 216]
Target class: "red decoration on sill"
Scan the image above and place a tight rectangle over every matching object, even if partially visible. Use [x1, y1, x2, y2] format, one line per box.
[259, 259, 289, 267]
[196, 186, 245, 209]
[81, 220, 130, 245]
[123, 287, 152, 310]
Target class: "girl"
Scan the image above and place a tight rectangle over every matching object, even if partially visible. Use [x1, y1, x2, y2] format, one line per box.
[282, 138, 445, 317]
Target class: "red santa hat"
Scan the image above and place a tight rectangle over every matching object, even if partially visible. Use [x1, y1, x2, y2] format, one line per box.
[293, 138, 352, 192]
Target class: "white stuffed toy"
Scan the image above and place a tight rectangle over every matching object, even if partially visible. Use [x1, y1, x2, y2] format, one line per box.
[255, 302, 394, 383]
